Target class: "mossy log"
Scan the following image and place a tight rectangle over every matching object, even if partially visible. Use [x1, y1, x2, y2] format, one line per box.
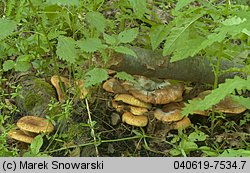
[109, 47, 245, 84]
[15, 76, 57, 117]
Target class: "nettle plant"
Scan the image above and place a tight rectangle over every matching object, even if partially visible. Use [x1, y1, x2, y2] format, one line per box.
[0, 0, 145, 87]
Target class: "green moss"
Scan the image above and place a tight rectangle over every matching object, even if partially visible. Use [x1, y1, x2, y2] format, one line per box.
[32, 78, 56, 96]
[15, 76, 57, 117]
[22, 92, 46, 113]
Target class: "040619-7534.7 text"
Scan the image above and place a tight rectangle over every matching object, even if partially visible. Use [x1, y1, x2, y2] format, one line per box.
[173, 160, 246, 170]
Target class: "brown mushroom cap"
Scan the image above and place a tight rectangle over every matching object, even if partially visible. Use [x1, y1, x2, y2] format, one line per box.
[8, 129, 34, 144]
[17, 116, 54, 134]
[215, 96, 247, 114]
[192, 90, 246, 115]
[51, 75, 70, 102]
[102, 78, 128, 94]
[112, 100, 148, 115]
[154, 102, 184, 122]
[171, 117, 191, 130]
[122, 112, 148, 127]
[122, 77, 184, 104]
[188, 91, 209, 116]
[114, 94, 152, 109]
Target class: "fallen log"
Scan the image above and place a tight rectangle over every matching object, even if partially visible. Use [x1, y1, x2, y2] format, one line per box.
[109, 47, 245, 84]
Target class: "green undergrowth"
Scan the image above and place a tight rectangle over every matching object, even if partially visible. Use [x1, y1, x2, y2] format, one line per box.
[0, 0, 249, 156]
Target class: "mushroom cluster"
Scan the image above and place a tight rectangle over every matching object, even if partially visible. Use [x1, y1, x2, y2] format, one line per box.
[113, 94, 151, 127]
[103, 75, 191, 129]
[8, 116, 54, 144]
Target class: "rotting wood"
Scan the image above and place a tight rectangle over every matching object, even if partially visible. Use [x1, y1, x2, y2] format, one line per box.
[109, 47, 245, 84]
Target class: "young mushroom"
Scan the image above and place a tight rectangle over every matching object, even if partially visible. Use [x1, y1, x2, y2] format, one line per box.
[150, 102, 191, 132]
[102, 78, 128, 94]
[154, 102, 184, 123]
[122, 112, 148, 127]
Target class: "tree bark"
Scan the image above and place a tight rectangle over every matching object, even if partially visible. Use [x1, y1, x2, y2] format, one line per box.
[109, 47, 245, 84]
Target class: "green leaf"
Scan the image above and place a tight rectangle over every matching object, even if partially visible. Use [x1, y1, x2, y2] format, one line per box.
[150, 25, 170, 50]
[5, 0, 15, 16]
[3, 60, 15, 71]
[193, 17, 250, 56]
[46, 0, 79, 6]
[0, 149, 16, 157]
[242, 28, 250, 36]
[170, 37, 205, 62]
[118, 28, 139, 44]
[231, 95, 250, 109]
[56, 36, 77, 64]
[69, 147, 80, 157]
[84, 68, 109, 88]
[103, 33, 117, 45]
[174, 0, 196, 12]
[199, 146, 218, 157]
[16, 54, 31, 62]
[170, 148, 182, 156]
[77, 38, 106, 53]
[114, 46, 137, 58]
[219, 149, 250, 157]
[171, 135, 180, 143]
[182, 76, 250, 116]
[163, 26, 185, 56]
[30, 135, 43, 155]
[192, 16, 249, 52]
[86, 12, 106, 33]
[191, 30, 227, 57]
[128, 0, 147, 19]
[222, 16, 246, 26]
[0, 19, 17, 40]
[115, 72, 137, 83]
[163, 13, 203, 56]
[15, 61, 31, 72]
[48, 30, 67, 40]
[188, 131, 207, 142]
[181, 140, 198, 152]
[132, 130, 143, 137]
